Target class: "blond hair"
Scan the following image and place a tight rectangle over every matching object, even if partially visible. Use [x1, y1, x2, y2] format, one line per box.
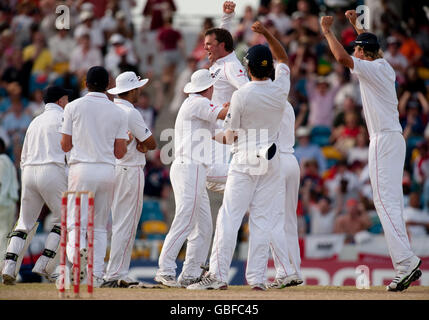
[357, 45, 384, 60]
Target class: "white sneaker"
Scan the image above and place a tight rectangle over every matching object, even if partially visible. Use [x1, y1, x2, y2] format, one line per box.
[251, 283, 267, 291]
[177, 275, 200, 288]
[268, 274, 304, 289]
[186, 273, 228, 290]
[154, 274, 179, 287]
[387, 256, 422, 292]
[1, 260, 17, 285]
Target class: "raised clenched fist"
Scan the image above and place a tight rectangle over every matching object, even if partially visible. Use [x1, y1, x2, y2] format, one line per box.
[320, 16, 334, 33]
[251, 21, 267, 35]
[345, 10, 357, 25]
[223, 1, 236, 14]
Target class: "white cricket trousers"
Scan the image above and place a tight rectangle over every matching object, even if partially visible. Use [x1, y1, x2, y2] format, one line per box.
[15, 164, 67, 231]
[66, 163, 115, 278]
[157, 161, 212, 278]
[104, 165, 145, 281]
[270, 153, 301, 279]
[209, 155, 282, 285]
[368, 132, 414, 266]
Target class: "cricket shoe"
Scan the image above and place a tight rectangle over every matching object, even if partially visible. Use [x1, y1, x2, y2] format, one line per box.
[93, 275, 105, 288]
[251, 283, 267, 291]
[387, 256, 422, 292]
[186, 273, 228, 290]
[154, 274, 180, 287]
[177, 274, 200, 288]
[70, 248, 88, 284]
[268, 274, 303, 289]
[1, 260, 17, 285]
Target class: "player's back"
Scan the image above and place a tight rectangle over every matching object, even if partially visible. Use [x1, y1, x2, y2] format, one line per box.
[350, 57, 402, 137]
[21, 103, 64, 167]
[64, 92, 127, 165]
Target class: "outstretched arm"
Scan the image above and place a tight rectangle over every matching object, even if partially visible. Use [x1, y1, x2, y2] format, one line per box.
[320, 16, 354, 69]
[345, 10, 365, 35]
[220, 1, 236, 31]
[251, 21, 288, 65]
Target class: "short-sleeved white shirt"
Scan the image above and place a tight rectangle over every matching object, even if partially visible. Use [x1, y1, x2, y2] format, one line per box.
[21, 103, 66, 168]
[350, 56, 402, 138]
[224, 63, 291, 170]
[61, 92, 128, 165]
[209, 51, 249, 107]
[114, 98, 152, 167]
[278, 101, 295, 154]
[174, 94, 222, 165]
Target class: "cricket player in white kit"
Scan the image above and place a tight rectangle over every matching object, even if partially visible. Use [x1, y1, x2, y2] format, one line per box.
[61, 66, 128, 286]
[102, 72, 156, 287]
[173, 1, 248, 283]
[269, 100, 303, 288]
[321, 11, 421, 291]
[2, 86, 71, 285]
[188, 22, 293, 290]
[155, 69, 229, 287]
[204, 1, 249, 190]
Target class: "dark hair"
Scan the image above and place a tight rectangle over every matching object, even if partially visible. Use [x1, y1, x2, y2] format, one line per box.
[248, 64, 273, 79]
[0, 138, 5, 154]
[86, 82, 107, 92]
[205, 28, 233, 52]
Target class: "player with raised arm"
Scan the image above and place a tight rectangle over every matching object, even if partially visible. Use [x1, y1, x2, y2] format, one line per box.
[320, 11, 421, 292]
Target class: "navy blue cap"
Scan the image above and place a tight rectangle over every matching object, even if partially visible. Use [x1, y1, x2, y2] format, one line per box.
[243, 44, 273, 71]
[43, 86, 72, 104]
[86, 66, 109, 90]
[350, 32, 380, 52]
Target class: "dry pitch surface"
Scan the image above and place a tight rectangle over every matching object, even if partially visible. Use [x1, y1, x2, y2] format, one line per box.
[1, 283, 428, 300]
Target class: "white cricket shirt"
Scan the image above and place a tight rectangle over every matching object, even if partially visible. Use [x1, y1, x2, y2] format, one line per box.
[350, 56, 402, 138]
[61, 92, 128, 165]
[224, 63, 291, 170]
[20, 103, 66, 168]
[209, 51, 249, 107]
[174, 94, 222, 165]
[278, 101, 295, 154]
[114, 98, 152, 167]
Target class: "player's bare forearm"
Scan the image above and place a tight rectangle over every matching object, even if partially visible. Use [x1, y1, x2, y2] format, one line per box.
[251, 21, 288, 65]
[320, 16, 354, 69]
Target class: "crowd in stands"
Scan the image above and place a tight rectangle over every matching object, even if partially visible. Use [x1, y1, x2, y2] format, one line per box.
[0, 0, 429, 259]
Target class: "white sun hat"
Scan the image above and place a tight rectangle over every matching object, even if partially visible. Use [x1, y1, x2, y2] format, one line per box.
[107, 71, 148, 95]
[183, 68, 222, 94]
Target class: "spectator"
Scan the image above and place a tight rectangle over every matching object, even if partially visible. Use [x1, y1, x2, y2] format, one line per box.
[0, 138, 19, 265]
[295, 0, 319, 33]
[325, 159, 360, 203]
[105, 33, 138, 78]
[135, 91, 160, 131]
[404, 192, 429, 238]
[1, 83, 32, 166]
[306, 75, 340, 127]
[157, 16, 184, 93]
[267, 0, 292, 36]
[300, 159, 324, 203]
[69, 31, 103, 86]
[334, 198, 372, 243]
[333, 95, 363, 128]
[22, 27, 53, 76]
[10, 1, 34, 47]
[295, 126, 327, 174]
[302, 178, 342, 235]
[48, 29, 76, 76]
[236, 6, 256, 45]
[347, 131, 369, 166]
[192, 17, 214, 62]
[384, 36, 408, 84]
[169, 56, 198, 113]
[392, 27, 423, 65]
[74, 9, 105, 49]
[331, 111, 365, 155]
[1, 50, 33, 100]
